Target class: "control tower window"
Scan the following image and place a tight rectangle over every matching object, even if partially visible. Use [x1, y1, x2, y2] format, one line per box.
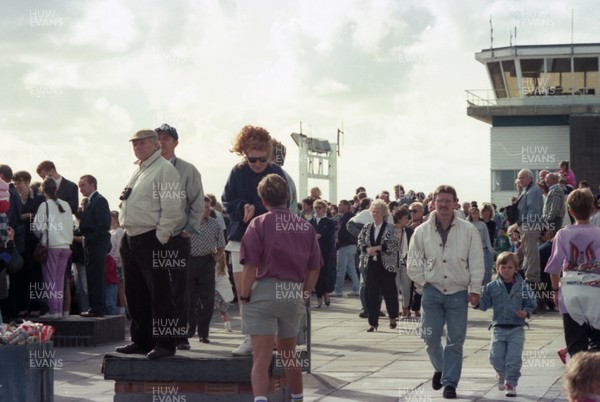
[488, 61, 507, 98]
[574, 57, 598, 95]
[502, 60, 518, 97]
[547, 58, 571, 94]
[521, 59, 545, 95]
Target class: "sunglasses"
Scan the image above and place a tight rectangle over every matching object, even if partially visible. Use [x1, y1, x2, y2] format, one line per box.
[248, 156, 268, 163]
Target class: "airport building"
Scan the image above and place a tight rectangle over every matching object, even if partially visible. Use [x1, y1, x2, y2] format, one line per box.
[467, 43, 600, 205]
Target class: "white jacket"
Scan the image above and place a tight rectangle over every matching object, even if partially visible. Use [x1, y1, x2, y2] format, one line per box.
[407, 210, 484, 295]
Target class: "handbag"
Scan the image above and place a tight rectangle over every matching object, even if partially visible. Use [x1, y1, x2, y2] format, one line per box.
[33, 202, 49, 264]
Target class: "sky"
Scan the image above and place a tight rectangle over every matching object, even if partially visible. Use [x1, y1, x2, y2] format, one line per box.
[2, 0, 598, 210]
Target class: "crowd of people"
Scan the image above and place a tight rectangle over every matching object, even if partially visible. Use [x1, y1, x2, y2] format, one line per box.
[1, 126, 599, 400]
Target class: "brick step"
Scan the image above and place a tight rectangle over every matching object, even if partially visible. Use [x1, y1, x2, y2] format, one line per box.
[35, 315, 126, 347]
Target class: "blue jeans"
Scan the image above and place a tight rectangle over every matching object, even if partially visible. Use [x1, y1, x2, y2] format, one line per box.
[105, 284, 118, 315]
[335, 245, 360, 293]
[483, 248, 494, 286]
[421, 285, 468, 388]
[489, 326, 524, 386]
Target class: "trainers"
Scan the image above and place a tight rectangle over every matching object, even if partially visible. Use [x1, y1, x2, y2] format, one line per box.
[442, 385, 457, 399]
[224, 321, 232, 332]
[346, 291, 359, 297]
[497, 374, 505, 391]
[505, 384, 517, 397]
[232, 335, 253, 356]
[329, 292, 343, 297]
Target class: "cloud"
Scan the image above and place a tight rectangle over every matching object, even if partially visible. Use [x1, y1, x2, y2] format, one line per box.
[69, 0, 138, 53]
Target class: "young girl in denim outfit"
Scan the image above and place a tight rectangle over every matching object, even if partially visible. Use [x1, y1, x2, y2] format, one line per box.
[477, 252, 536, 397]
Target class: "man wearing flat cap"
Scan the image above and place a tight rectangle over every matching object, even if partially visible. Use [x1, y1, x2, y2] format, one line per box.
[115, 129, 185, 359]
[155, 123, 204, 350]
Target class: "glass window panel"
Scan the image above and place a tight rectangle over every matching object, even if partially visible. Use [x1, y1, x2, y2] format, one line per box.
[547, 57, 572, 94]
[502, 60, 519, 97]
[574, 57, 598, 95]
[487, 62, 507, 98]
[493, 170, 519, 192]
[521, 59, 544, 96]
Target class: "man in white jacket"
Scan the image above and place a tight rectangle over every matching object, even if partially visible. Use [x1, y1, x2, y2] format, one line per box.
[407, 185, 484, 399]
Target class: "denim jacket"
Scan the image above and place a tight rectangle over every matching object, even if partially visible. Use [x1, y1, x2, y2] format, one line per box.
[478, 275, 536, 327]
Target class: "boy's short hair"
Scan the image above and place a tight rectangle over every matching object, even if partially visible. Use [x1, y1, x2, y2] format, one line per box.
[495, 251, 520, 272]
[567, 188, 594, 221]
[564, 351, 600, 401]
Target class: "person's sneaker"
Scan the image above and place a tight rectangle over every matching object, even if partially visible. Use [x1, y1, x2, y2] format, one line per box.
[505, 384, 517, 397]
[497, 374, 505, 390]
[224, 321, 232, 332]
[231, 335, 252, 356]
[432, 371, 443, 390]
[346, 291, 359, 297]
[329, 291, 343, 297]
[358, 310, 368, 318]
[442, 385, 457, 399]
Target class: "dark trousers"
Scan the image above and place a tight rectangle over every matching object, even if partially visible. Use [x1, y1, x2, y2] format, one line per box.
[410, 282, 422, 313]
[169, 235, 191, 343]
[365, 260, 399, 327]
[315, 261, 330, 298]
[563, 313, 600, 356]
[121, 230, 180, 351]
[187, 255, 215, 339]
[84, 236, 110, 314]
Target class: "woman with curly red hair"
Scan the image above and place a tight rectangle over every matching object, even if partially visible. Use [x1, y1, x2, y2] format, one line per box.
[222, 125, 287, 356]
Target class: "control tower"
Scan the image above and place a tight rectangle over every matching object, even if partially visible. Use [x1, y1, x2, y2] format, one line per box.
[467, 43, 600, 205]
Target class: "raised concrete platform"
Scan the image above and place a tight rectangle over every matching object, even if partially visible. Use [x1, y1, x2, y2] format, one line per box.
[35, 315, 125, 347]
[102, 349, 309, 401]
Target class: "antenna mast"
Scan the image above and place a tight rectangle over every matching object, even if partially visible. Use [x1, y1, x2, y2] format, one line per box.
[490, 16, 494, 57]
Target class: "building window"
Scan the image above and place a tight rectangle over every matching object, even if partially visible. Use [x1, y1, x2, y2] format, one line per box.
[492, 169, 542, 192]
[574, 57, 598, 95]
[521, 58, 545, 95]
[487, 61, 507, 98]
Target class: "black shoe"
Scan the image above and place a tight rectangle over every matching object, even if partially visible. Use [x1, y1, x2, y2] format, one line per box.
[358, 310, 368, 318]
[199, 337, 210, 344]
[176, 340, 191, 350]
[115, 343, 150, 355]
[147, 346, 175, 360]
[366, 326, 377, 332]
[379, 311, 386, 317]
[432, 371, 443, 390]
[443, 385, 457, 399]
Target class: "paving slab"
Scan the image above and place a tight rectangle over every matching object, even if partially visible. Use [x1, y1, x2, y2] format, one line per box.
[49, 283, 569, 401]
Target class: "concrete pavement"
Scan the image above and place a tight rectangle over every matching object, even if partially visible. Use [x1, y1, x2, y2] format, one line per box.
[53, 287, 569, 401]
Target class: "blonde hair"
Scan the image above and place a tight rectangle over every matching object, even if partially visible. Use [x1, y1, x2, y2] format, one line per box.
[567, 188, 594, 221]
[215, 252, 227, 277]
[564, 351, 600, 401]
[313, 199, 327, 210]
[495, 251, 520, 276]
[369, 199, 389, 217]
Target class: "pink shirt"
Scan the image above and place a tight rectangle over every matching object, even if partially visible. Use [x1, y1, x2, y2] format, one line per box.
[240, 208, 322, 282]
[545, 224, 600, 314]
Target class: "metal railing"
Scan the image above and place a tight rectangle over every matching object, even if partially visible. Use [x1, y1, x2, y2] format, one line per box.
[466, 89, 600, 107]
